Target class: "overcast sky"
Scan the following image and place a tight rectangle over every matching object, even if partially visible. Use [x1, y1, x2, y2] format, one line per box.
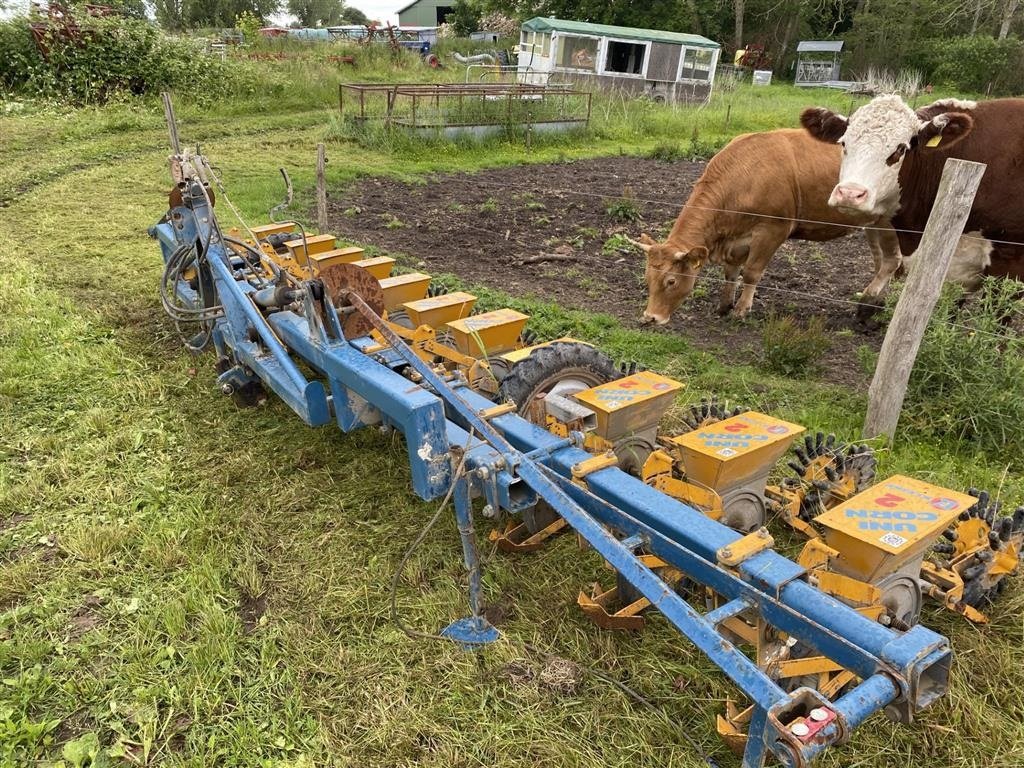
[2, 0, 410, 24]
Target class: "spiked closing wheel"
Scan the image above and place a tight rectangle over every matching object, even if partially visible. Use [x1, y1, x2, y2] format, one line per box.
[680, 396, 747, 431]
[788, 434, 876, 520]
[318, 263, 385, 340]
[931, 489, 1024, 611]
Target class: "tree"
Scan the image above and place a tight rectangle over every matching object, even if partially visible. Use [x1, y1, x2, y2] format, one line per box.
[733, 0, 745, 48]
[340, 5, 370, 24]
[449, 0, 480, 36]
[998, 0, 1021, 38]
[287, 0, 343, 26]
[155, 0, 279, 29]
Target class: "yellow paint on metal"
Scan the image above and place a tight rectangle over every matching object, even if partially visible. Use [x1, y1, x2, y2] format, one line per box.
[813, 570, 883, 606]
[307, 246, 366, 274]
[952, 517, 990, 557]
[815, 475, 976, 582]
[352, 256, 396, 280]
[497, 337, 581, 364]
[670, 412, 805, 491]
[717, 528, 774, 567]
[478, 402, 517, 420]
[650, 475, 724, 520]
[571, 451, 619, 481]
[796, 538, 836, 570]
[379, 273, 432, 310]
[775, 656, 845, 678]
[403, 291, 477, 328]
[641, 449, 674, 483]
[446, 308, 529, 356]
[285, 233, 336, 260]
[572, 371, 683, 440]
[249, 222, 296, 238]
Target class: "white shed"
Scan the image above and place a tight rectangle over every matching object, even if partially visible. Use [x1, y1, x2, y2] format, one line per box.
[517, 17, 721, 103]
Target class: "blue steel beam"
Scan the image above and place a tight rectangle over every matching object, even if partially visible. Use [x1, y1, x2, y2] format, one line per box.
[150, 194, 950, 767]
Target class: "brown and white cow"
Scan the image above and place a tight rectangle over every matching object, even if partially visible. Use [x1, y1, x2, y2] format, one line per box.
[635, 128, 899, 323]
[800, 95, 1024, 283]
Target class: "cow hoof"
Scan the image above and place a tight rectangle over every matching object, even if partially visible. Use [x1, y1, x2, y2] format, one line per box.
[717, 303, 734, 317]
[730, 307, 752, 320]
[855, 295, 885, 326]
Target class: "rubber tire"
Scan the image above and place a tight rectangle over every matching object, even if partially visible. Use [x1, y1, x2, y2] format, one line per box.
[498, 341, 619, 534]
[497, 341, 619, 422]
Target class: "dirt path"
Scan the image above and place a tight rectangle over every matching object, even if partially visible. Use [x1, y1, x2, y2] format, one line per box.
[327, 156, 881, 385]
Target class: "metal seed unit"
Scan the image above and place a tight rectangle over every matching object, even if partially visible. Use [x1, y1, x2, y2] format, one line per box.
[339, 82, 591, 139]
[152, 102, 1019, 767]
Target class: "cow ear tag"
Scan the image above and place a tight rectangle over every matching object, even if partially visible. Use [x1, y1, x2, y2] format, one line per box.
[926, 134, 942, 148]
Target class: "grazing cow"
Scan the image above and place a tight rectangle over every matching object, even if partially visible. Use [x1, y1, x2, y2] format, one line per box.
[800, 95, 1024, 283]
[635, 129, 899, 323]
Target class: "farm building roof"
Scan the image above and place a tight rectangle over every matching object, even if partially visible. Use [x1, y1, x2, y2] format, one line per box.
[522, 17, 719, 49]
[797, 40, 844, 52]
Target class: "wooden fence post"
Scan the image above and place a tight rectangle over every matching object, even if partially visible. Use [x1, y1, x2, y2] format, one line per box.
[316, 143, 327, 232]
[862, 158, 987, 441]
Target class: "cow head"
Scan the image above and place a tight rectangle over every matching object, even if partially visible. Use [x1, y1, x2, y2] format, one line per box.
[632, 234, 709, 325]
[800, 95, 976, 217]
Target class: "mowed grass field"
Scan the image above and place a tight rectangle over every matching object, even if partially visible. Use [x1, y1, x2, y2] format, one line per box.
[2, 68, 1024, 768]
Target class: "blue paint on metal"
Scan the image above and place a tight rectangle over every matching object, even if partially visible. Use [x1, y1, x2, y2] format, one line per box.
[270, 312, 452, 500]
[444, 479, 500, 647]
[441, 616, 501, 648]
[152, 192, 954, 766]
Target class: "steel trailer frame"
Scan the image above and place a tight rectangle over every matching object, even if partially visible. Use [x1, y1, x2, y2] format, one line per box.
[152, 176, 952, 768]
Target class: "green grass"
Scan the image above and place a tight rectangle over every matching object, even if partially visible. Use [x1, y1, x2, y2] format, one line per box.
[1, 68, 1023, 768]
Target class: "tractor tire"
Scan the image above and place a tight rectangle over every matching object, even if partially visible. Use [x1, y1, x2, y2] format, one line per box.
[498, 341, 619, 535]
[497, 341, 619, 425]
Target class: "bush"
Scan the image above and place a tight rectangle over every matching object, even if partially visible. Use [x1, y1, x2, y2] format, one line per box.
[898, 279, 1024, 456]
[911, 35, 1024, 95]
[448, 0, 480, 38]
[605, 188, 642, 223]
[0, 17, 42, 91]
[761, 313, 831, 377]
[0, 13, 260, 103]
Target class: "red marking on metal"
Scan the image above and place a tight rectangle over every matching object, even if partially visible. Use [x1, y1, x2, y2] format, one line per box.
[874, 492, 905, 508]
[723, 422, 749, 433]
[795, 707, 836, 743]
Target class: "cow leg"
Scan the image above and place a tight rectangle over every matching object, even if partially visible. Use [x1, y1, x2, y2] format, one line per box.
[862, 223, 902, 297]
[731, 228, 787, 318]
[718, 260, 743, 316]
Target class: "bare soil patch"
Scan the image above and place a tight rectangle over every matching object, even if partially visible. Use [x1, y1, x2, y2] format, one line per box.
[327, 156, 882, 385]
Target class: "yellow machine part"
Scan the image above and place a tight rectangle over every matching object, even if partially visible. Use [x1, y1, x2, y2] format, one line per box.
[446, 309, 529, 356]
[402, 292, 477, 328]
[285, 233, 336, 261]
[380, 273, 432, 311]
[814, 475, 976, 582]
[351, 256, 396, 280]
[572, 371, 683, 440]
[668, 412, 804, 493]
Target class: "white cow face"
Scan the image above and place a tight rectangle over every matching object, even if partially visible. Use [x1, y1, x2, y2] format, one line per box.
[800, 95, 976, 218]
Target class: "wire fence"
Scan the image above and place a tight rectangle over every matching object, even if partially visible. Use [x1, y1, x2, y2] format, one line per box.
[210, 155, 1021, 346]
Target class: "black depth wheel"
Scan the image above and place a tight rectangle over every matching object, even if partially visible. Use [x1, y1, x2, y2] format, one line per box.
[498, 341, 619, 533]
[497, 341, 619, 425]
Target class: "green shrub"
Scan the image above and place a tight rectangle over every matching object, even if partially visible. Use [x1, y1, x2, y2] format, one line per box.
[0, 13, 265, 103]
[0, 17, 42, 91]
[605, 188, 642, 223]
[898, 279, 1024, 456]
[646, 142, 685, 162]
[911, 35, 1024, 95]
[761, 313, 831, 377]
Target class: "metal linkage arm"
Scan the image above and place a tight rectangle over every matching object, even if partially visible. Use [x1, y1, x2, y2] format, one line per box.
[342, 291, 951, 768]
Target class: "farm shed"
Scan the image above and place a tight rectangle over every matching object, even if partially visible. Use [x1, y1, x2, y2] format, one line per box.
[517, 17, 721, 103]
[795, 40, 844, 86]
[397, 0, 454, 27]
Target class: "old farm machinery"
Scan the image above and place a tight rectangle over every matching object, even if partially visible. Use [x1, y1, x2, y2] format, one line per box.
[152, 102, 1020, 768]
